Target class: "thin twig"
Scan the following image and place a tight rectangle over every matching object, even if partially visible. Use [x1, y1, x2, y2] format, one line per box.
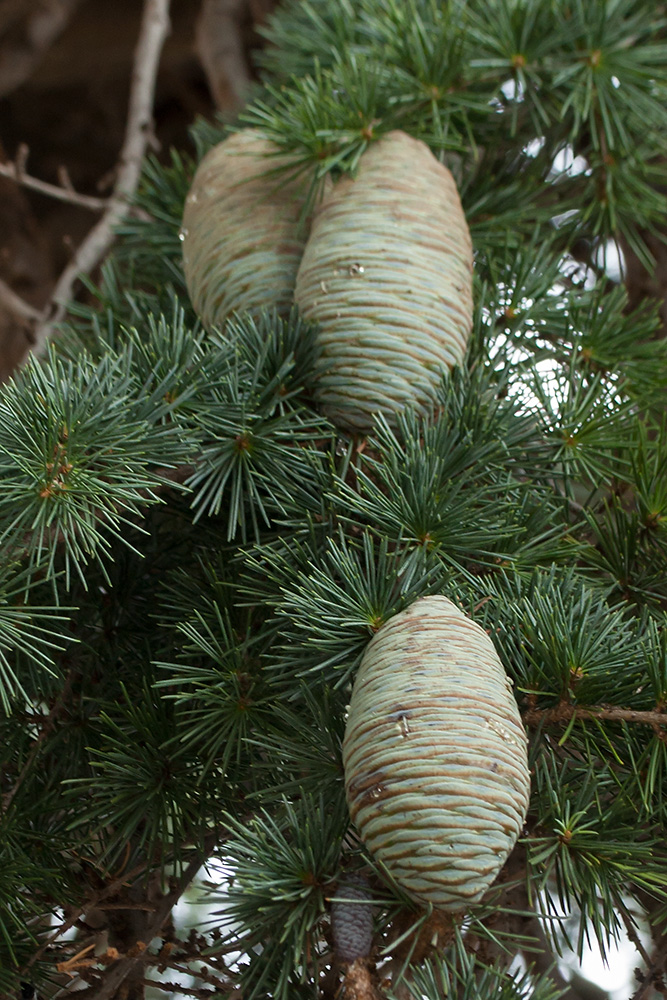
[523, 702, 667, 730]
[619, 907, 653, 969]
[22, 859, 153, 972]
[73, 854, 206, 1000]
[0, 275, 41, 323]
[22, 829, 222, 978]
[1, 668, 76, 814]
[630, 937, 667, 1000]
[195, 0, 252, 110]
[0, 155, 108, 211]
[31, 0, 172, 354]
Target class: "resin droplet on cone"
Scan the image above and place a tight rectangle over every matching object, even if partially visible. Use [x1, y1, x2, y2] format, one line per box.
[181, 129, 309, 330]
[295, 131, 473, 432]
[343, 595, 530, 910]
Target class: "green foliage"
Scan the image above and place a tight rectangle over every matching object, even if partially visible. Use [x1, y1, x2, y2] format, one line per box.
[396, 950, 564, 1000]
[66, 679, 208, 868]
[114, 150, 194, 288]
[210, 794, 349, 999]
[577, 427, 667, 605]
[0, 836, 63, 971]
[4, 0, 667, 997]
[531, 749, 667, 957]
[184, 310, 333, 538]
[156, 600, 273, 777]
[0, 565, 70, 712]
[256, 0, 365, 80]
[0, 346, 187, 590]
[245, 684, 346, 800]
[476, 245, 666, 406]
[254, 0, 667, 257]
[331, 380, 567, 574]
[244, 531, 442, 688]
[472, 566, 643, 701]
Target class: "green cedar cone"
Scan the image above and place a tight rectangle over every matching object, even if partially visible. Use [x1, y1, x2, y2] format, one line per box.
[343, 595, 530, 910]
[295, 131, 473, 432]
[182, 129, 309, 330]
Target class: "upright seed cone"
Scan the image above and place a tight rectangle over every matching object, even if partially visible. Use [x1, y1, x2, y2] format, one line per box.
[181, 129, 309, 330]
[295, 131, 473, 432]
[331, 874, 374, 963]
[343, 595, 530, 911]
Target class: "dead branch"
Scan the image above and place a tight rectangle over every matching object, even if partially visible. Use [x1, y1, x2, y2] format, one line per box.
[0, 0, 83, 99]
[22, 832, 221, 987]
[22, 860, 158, 974]
[630, 938, 667, 1000]
[70, 854, 205, 1000]
[0, 274, 41, 325]
[195, 0, 252, 110]
[0, 145, 108, 210]
[30, 0, 172, 355]
[1, 667, 77, 814]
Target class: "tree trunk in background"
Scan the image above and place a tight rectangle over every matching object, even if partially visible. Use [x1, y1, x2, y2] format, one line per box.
[621, 229, 667, 335]
[0, 0, 276, 377]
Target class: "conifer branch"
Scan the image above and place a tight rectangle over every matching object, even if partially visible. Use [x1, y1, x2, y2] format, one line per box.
[523, 702, 667, 731]
[0, 667, 76, 815]
[5, 1, 667, 996]
[0, 275, 41, 325]
[73, 853, 205, 1000]
[630, 939, 667, 1000]
[0, 146, 108, 211]
[22, 860, 155, 973]
[31, 0, 172, 354]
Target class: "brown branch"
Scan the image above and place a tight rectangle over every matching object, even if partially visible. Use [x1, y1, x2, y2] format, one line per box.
[0, 149, 108, 211]
[30, 0, 172, 355]
[22, 828, 222, 981]
[0, 274, 41, 324]
[72, 853, 206, 1000]
[21, 859, 154, 973]
[1, 667, 76, 814]
[630, 938, 667, 1000]
[524, 702, 667, 731]
[195, 0, 252, 111]
[617, 908, 653, 971]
